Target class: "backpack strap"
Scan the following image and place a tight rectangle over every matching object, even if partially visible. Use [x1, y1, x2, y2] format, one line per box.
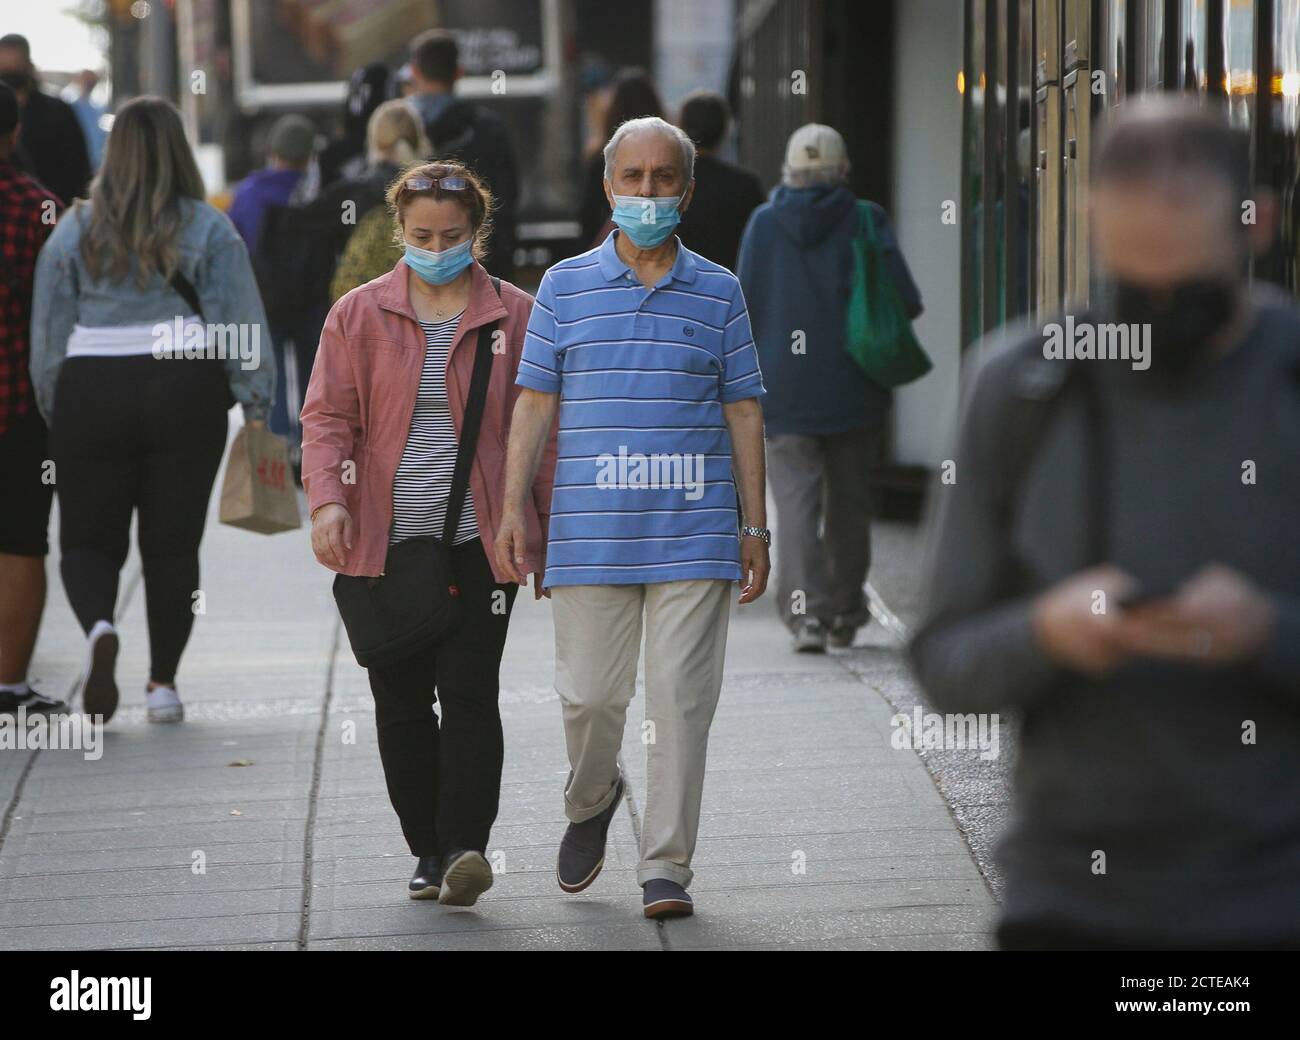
[995, 351, 1107, 566]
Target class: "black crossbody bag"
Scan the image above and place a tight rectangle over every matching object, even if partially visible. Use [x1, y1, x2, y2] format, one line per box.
[332, 280, 501, 669]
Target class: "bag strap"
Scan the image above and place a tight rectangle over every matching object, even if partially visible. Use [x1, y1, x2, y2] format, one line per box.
[442, 276, 503, 544]
[855, 200, 875, 245]
[997, 356, 1107, 567]
[168, 268, 204, 321]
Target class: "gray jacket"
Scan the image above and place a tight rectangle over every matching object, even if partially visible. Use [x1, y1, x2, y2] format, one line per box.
[30, 196, 275, 422]
[909, 294, 1300, 944]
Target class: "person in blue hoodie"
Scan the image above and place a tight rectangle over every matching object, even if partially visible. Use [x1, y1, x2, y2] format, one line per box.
[228, 114, 317, 255]
[737, 124, 922, 652]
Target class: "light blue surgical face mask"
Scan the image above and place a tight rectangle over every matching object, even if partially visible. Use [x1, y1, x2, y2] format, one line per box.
[404, 238, 474, 285]
[610, 193, 683, 248]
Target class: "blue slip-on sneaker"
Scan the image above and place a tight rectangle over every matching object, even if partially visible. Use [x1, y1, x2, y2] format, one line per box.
[642, 878, 694, 920]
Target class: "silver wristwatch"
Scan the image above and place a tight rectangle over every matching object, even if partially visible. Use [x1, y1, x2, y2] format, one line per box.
[740, 525, 771, 545]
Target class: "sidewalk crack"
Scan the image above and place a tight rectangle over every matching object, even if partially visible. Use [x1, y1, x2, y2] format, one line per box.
[616, 753, 671, 950]
[296, 616, 340, 950]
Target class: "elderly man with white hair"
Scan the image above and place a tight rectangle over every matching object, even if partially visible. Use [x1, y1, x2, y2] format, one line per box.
[737, 123, 923, 653]
[495, 115, 769, 920]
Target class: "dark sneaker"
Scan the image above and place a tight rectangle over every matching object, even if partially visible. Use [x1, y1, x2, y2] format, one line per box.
[408, 855, 443, 900]
[81, 621, 119, 721]
[556, 775, 624, 893]
[438, 849, 494, 906]
[828, 619, 857, 648]
[829, 609, 870, 648]
[791, 617, 827, 653]
[16, 687, 69, 714]
[642, 878, 694, 920]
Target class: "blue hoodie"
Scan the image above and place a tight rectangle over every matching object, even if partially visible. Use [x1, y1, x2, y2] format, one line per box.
[736, 184, 922, 437]
[228, 168, 304, 254]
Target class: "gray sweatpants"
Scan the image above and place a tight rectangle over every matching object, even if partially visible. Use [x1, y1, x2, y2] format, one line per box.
[767, 427, 883, 628]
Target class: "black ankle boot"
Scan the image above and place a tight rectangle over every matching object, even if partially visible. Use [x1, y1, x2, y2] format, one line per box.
[408, 854, 443, 899]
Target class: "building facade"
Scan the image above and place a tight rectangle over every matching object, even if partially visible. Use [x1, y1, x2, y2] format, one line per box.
[965, 0, 1300, 342]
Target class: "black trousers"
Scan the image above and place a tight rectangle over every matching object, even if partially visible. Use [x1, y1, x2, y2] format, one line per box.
[51, 355, 229, 684]
[366, 538, 518, 858]
[0, 409, 54, 557]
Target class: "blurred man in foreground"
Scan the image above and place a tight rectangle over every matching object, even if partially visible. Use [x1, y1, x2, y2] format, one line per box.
[910, 97, 1300, 950]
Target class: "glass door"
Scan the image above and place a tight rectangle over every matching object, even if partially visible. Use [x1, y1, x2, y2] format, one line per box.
[1061, 0, 1094, 307]
[1034, 0, 1064, 313]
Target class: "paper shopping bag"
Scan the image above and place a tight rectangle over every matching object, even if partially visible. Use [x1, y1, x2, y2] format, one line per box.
[218, 425, 302, 534]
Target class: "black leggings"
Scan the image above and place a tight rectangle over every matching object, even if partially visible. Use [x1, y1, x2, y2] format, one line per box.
[51, 355, 230, 685]
[366, 539, 518, 858]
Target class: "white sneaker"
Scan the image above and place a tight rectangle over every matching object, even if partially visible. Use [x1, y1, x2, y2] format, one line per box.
[81, 620, 120, 721]
[145, 684, 184, 723]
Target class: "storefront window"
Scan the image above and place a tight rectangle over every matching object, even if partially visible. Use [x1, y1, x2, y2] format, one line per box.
[1226, 0, 1256, 126]
[1105, 0, 1128, 101]
[963, 0, 987, 343]
[1145, 0, 1165, 87]
[1180, 0, 1209, 90]
[1274, 0, 1300, 290]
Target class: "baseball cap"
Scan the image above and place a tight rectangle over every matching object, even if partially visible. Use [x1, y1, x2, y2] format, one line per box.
[784, 123, 848, 174]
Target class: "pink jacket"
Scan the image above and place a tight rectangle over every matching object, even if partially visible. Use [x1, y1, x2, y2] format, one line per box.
[300, 260, 557, 581]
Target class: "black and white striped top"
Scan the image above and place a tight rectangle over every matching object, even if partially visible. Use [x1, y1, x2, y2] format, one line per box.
[390, 311, 479, 546]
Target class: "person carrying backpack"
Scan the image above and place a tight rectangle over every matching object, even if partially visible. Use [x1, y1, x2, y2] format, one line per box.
[407, 29, 518, 280]
[737, 123, 924, 652]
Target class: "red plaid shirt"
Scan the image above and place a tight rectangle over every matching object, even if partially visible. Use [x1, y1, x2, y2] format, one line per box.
[0, 159, 62, 436]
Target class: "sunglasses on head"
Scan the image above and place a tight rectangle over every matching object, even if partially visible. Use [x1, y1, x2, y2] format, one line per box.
[403, 169, 469, 192]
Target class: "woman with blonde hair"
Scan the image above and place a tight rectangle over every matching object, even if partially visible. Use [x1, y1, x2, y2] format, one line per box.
[327, 99, 430, 301]
[316, 98, 428, 221]
[255, 98, 429, 467]
[301, 161, 555, 907]
[367, 98, 427, 167]
[30, 96, 274, 724]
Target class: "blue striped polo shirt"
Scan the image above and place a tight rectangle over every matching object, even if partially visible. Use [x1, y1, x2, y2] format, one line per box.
[516, 231, 766, 587]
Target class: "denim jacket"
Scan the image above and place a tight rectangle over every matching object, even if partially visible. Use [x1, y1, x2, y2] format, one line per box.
[30, 196, 276, 422]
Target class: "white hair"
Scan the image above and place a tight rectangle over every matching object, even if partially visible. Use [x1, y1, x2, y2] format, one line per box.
[603, 116, 696, 182]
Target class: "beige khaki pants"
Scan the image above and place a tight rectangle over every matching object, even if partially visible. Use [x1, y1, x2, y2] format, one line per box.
[551, 578, 731, 888]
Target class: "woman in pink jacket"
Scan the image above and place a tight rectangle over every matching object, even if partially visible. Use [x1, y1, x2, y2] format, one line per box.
[300, 161, 556, 907]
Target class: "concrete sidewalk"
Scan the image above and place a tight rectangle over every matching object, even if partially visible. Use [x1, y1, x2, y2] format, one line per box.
[0, 422, 996, 951]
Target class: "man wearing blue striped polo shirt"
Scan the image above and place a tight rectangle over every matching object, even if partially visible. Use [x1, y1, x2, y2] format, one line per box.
[496, 116, 770, 920]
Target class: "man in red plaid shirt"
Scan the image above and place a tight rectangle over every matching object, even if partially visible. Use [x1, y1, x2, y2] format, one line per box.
[0, 81, 65, 713]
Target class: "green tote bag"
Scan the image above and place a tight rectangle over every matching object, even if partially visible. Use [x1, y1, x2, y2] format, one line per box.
[845, 201, 932, 388]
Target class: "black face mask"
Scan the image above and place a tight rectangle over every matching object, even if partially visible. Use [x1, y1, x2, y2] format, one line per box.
[0, 71, 31, 95]
[1109, 277, 1238, 377]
